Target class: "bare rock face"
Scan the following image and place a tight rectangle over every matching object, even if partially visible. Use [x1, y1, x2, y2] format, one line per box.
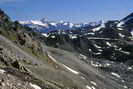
[0, 46, 21, 68]
[0, 69, 33, 89]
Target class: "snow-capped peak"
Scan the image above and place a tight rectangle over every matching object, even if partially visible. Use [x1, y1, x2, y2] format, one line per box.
[69, 23, 74, 28]
[31, 20, 44, 25]
[49, 22, 57, 26]
[63, 22, 69, 26]
[91, 21, 105, 32]
[19, 18, 101, 33]
[117, 21, 124, 28]
[19, 21, 31, 24]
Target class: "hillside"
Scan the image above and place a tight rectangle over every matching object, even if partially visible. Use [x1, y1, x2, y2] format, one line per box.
[0, 9, 133, 89]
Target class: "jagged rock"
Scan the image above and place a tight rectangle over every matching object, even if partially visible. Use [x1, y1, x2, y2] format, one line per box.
[11, 60, 20, 69]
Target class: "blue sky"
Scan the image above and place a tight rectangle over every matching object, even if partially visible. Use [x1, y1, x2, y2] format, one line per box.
[0, 0, 133, 23]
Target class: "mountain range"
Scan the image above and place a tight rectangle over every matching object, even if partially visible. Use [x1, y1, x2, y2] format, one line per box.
[19, 19, 102, 33]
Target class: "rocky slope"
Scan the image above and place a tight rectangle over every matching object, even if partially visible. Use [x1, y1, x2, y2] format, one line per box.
[42, 14, 133, 65]
[0, 9, 133, 89]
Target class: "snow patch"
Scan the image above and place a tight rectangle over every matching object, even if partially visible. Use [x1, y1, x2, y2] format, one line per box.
[118, 48, 122, 51]
[71, 36, 77, 39]
[63, 64, 79, 75]
[19, 21, 30, 24]
[75, 24, 82, 28]
[105, 63, 111, 66]
[63, 22, 68, 25]
[117, 28, 123, 31]
[90, 81, 97, 86]
[131, 31, 133, 37]
[87, 33, 95, 35]
[80, 54, 87, 60]
[48, 54, 79, 75]
[122, 80, 125, 83]
[0, 69, 6, 74]
[98, 49, 103, 52]
[88, 49, 92, 52]
[118, 33, 125, 38]
[106, 42, 112, 47]
[87, 37, 110, 40]
[120, 50, 130, 55]
[94, 52, 101, 55]
[51, 35, 55, 38]
[111, 72, 121, 78]
[86, 85, 92, 89]
[50, 22, 57, 26]
[128, 67, 132, 70]
[69, 23, 74, 28]
[31, 20, 48, 27]
[117, 21, 124, 28]
[81, 76, 85, 80]
[123, 86, 128, 89]
[69, 35, 77, 39]
[94, 44, 101, 49]
[113, 45, 118, 48]
[29, 83, 41, 89]
[48, 54, 57, 63]
[91, 86, 96, 89]
[42, 33, 49, 37]
[91, 23, 105, 32]
[91, 61, 102, 67]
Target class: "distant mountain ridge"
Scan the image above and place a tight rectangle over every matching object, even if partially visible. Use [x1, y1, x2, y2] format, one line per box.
[19, 19, 102, 33]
